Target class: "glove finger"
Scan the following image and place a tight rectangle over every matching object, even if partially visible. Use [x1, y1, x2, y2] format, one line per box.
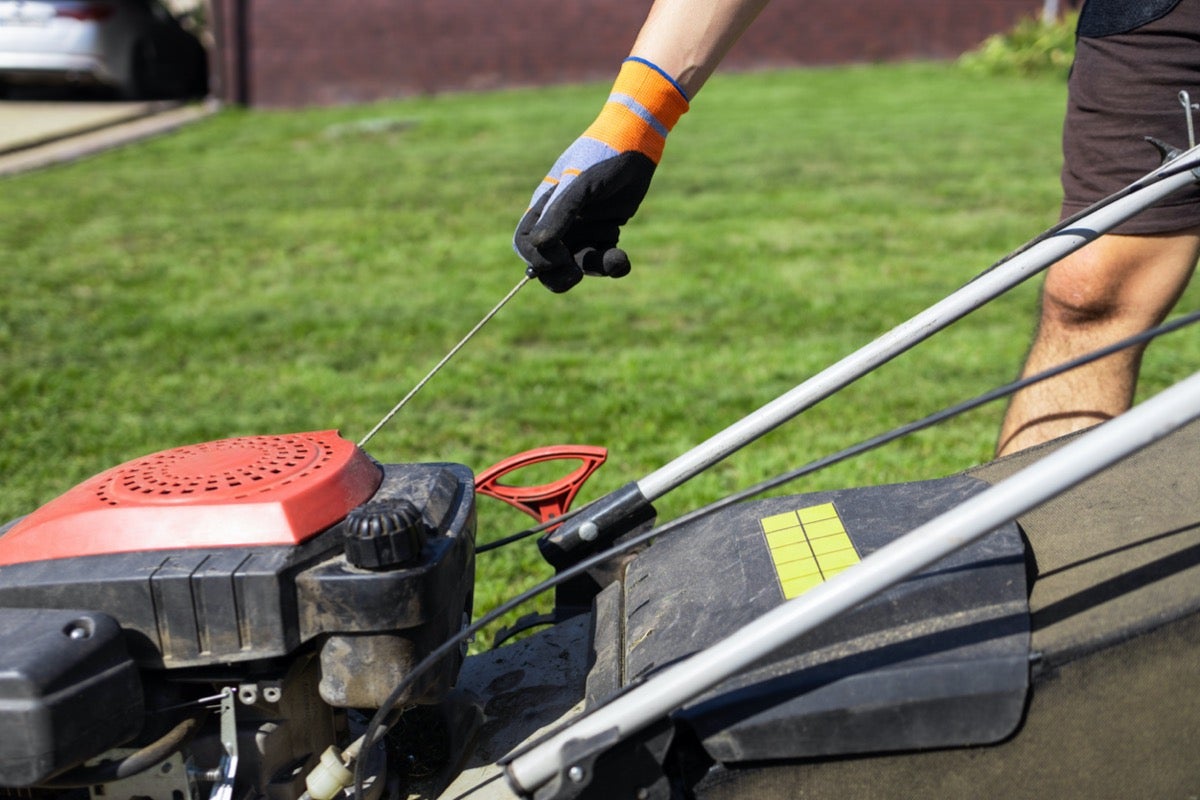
[513, 189, 554, 264]
[576, 247, 605, 276]
[535, 261, 584, 293]
[601, 247, 632, 279]
[515, 186, 584, 292]
[576, 246, 631, 279]
[533, 236, 584, 293]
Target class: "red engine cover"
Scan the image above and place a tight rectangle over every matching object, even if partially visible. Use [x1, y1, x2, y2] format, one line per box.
[0, 431, 382, 567]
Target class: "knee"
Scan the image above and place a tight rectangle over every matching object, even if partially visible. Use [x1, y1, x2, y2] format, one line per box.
[1039, 249, 1122, 328]
[1037, 230, 1199, 332]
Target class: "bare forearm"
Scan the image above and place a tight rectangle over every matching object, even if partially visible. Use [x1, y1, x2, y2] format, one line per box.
[630, 0, 772, 98]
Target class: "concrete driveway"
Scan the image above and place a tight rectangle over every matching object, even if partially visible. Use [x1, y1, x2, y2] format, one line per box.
[0, 99, 159, 152]
[0, 96, 215, 176]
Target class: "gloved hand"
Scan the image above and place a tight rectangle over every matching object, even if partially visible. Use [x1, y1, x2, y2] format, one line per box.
[514, 58, 690, 292]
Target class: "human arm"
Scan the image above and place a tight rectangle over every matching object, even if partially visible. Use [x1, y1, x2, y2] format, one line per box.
[629, 0, 771, 99]
[513, 0, 771, 292]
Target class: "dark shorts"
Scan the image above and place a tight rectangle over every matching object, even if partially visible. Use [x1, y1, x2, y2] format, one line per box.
[1061, 0, 1200, 234]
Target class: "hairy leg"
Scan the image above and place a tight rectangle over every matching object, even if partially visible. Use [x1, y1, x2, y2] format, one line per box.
[996, 228, 1200, 457]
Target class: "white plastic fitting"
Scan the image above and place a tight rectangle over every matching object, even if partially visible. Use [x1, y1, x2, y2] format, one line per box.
[305, 746, 354, 800]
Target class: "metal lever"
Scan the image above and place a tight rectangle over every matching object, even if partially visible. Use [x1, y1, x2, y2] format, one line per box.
[207, 688, 238, 800]
[1181, 90, 1198, 148]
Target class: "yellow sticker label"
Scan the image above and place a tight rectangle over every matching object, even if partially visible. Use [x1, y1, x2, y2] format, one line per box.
[761, 503, 859, 600]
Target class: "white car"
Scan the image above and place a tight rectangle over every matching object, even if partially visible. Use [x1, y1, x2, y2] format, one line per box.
[0, 0, 206, 98]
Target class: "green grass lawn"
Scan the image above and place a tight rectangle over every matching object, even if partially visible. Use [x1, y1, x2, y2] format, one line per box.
[3, 62, 1198, 639]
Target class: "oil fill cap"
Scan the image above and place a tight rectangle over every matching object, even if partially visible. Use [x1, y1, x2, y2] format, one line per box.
[343, 499, 429, 569]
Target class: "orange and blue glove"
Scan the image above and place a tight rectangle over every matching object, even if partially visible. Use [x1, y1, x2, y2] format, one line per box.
[514, 57, 690, 293]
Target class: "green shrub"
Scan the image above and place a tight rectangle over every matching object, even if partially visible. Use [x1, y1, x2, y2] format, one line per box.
[959, 12, 1078, 78]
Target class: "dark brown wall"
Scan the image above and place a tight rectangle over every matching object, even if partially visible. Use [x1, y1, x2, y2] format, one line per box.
[212, 0, 1043, 108]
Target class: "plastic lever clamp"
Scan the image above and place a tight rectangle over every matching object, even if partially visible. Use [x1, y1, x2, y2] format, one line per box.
[475, 445, 608, 528]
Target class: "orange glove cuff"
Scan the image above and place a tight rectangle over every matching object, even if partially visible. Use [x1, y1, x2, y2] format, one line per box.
[583, 58, 690, 165]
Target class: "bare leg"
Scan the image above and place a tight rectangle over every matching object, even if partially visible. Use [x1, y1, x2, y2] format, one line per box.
[996, 228, 1200, 457]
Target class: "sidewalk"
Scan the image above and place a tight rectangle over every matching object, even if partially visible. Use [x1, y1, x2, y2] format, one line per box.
[0, 99, 217, 177]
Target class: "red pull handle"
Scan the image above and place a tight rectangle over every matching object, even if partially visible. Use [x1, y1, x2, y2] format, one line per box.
[474, 445, 608, 527]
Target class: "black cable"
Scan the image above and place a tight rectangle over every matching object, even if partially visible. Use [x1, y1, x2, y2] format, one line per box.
[476, 512, 570, 553]
[42, 710, 209, 788]
[353, 310, 1200, 798]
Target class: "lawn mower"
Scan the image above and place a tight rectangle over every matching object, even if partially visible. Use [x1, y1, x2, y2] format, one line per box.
[1, 140, 1198, 800]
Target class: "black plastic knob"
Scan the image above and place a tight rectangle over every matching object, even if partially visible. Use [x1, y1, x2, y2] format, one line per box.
[343, 499, 428, 569]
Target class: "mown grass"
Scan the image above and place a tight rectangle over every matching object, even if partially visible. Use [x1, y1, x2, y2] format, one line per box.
[3, 62, 1198, 642]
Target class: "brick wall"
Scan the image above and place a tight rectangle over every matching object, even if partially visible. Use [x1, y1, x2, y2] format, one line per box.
[211, 0, 1043, 108]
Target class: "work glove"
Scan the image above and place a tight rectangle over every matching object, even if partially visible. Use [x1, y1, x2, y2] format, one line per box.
[514, 58, 690, 292]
